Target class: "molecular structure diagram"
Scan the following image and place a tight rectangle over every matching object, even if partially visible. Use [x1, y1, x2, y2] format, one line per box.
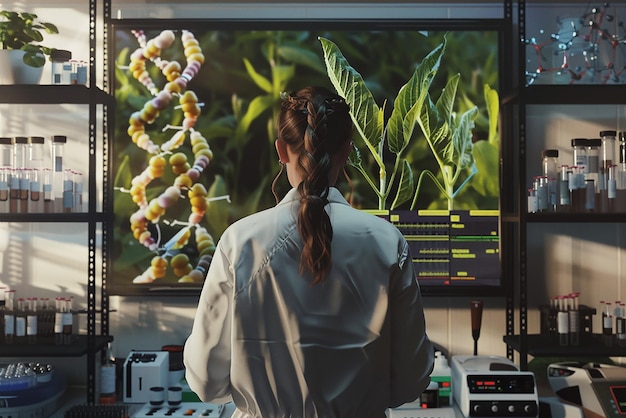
[525, 3, 626, 85]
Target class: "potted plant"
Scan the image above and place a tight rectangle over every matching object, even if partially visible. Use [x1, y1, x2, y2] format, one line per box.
[0, 10, 58, 84]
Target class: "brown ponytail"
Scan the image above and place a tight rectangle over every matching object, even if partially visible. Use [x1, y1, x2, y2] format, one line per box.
[277, 86, 353, 285]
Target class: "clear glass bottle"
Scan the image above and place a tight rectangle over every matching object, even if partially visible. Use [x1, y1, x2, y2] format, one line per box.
[0, 167, 8, 213]
[558, 165, 571, 211]
[10, 137, 27, 214]
[542, 149, 559, 211]
[99, 342, 117, 404]
[14, 297, 26, 344]
[51, 135, 67, 213]
[571, 138, 588, 173]
[27, 136, 45, 170]
[63, 297, 73, 344]
[617, 131, 626, 212]
[29, 168, 42, 213]
[0, 138, 11, 214]
[43, 168, 53, 213]
[603, 301, 614, 346]
[3, 289, 15, 344]
[0, 137, 11, 168]
[54, 297, 65, 346]
[600, 130, 617, 212]
[557, 296, 569, 346]
[73, 170, 83, 212]
[63, 168, 74, 213]
[26, 297, 38, 345]
[568, 293, 579, 346]
[18, 168, 29, 213]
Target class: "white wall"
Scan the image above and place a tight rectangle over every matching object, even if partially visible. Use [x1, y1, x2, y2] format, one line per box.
[1, 0, 625, 388]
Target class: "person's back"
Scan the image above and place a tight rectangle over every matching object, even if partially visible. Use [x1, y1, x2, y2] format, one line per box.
[184, 86, 433, 418]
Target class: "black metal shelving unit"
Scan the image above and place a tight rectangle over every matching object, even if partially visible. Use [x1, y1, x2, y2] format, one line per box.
[505, 0, 626, 368]
[0, 0, 112, 404]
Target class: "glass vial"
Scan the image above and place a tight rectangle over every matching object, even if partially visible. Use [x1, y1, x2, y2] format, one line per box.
[617, 132, 626, 213]
[10, 137, 27, 214]
[600, 130, 616, 212]
[99, 342, 117, 404]
[3, 289, 15, 344]
[568, 294, 579, 346]
[15, 298, 26, 344]
[43, 168, 53, 213]
[26, 297, 37, 344]
[603, 301, 614, 346]
[73, 171, 83, 212]
[557, 296, 569, 346]
[559, 165, 571, 211]
[63, 169, 73, 213]
[586, 138, 602, 191]
[542, 149, 559, 212]
[51, 135, 67, 213]
[54, 297, 65, 346]
[0, 167, 8, 213]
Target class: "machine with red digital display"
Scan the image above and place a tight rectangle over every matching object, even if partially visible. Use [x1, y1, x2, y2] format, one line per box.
[450, 355, 539, 417]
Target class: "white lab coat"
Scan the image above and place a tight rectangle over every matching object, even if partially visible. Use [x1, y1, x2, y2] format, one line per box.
[184, 187, 433, 418]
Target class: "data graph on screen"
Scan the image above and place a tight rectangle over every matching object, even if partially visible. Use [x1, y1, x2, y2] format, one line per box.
[368, 210, 500, 294]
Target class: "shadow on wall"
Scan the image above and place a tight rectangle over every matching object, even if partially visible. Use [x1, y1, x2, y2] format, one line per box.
[109, 295, 199, 358]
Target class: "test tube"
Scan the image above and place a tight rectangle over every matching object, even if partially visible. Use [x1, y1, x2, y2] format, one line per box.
[73, 170, 83, 212]
[542, 149, 559, 211]
[603, 301, 614, 346]
[534, 176, 548, 212]
[608, 164, 617, 212]
[29, 168, 42, 213]
[18, 168, 30, 213]
[0, 167, 8, 213]
[527, 188, 537, 213]
[557, 296, 569, 346]
[42, 168, 53, 213]
[618, 132, 626, 212]
[568, 293, 579, 346]
[51, 135, 67, 213]
[559, 165, 570, 211]
[4, 290, 15, 344]
[585, 179, 595, 212]
[9, 168, 18, 213]
[599, 133, 616, 212]
[63, 168, 73, 213]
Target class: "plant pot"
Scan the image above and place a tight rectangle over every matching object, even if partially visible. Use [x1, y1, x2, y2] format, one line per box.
[0, 50, 44, 85]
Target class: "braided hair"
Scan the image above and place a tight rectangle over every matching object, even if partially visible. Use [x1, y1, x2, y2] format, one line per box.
[277, 86, 353, 285]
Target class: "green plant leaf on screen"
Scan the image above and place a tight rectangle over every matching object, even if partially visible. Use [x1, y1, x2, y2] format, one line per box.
[471, 140, 499, 197]
[388, 39, 446, 155]
[235, 94, 275, 146]
[204, 175, 231, 239]
[277, 44, 326, 74]
[485, 84, 500, 146]
[452, 105, 478, 170]
[271, 63, 295, 98]
[243, 58, 272, 93]
[391, 159, 414, 210]
[319, 37, 383, 153]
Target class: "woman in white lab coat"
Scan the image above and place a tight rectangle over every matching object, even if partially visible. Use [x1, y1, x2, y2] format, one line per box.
[184, 86, 433, 418]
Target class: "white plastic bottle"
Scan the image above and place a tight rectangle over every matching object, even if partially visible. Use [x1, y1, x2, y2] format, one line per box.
[430, 351, 452, 406]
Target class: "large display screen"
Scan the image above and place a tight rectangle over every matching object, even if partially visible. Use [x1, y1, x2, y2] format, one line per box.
[108, 18, 504, 296]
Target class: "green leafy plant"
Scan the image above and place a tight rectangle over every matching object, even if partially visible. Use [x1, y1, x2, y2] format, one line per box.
[0, 10, 58, 67]
[320, 36, 499, 211]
